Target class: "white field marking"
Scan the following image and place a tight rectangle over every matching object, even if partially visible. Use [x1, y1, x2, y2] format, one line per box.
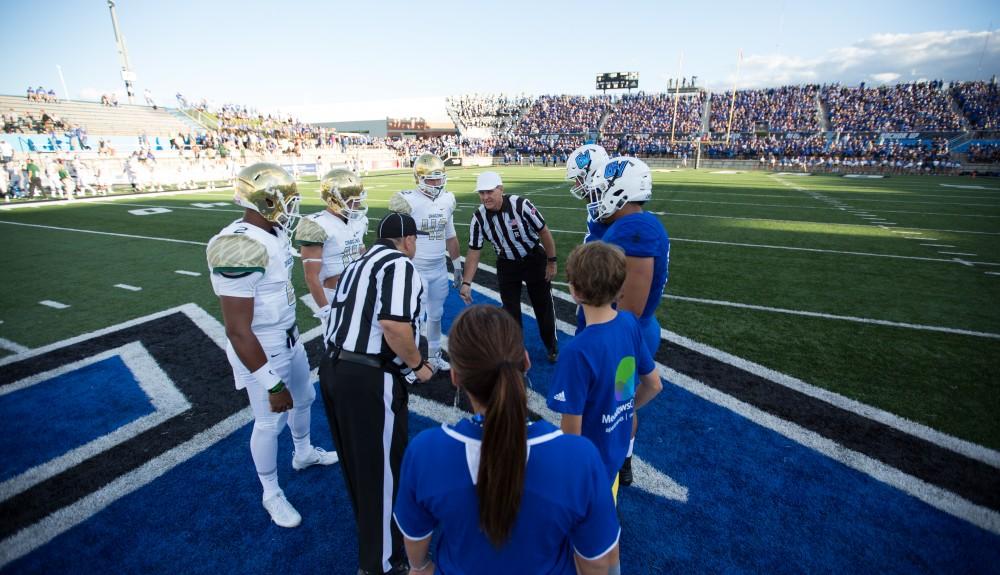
[921, 244, 955, 248]
[299, 294, 320, 314]
[661, 365, 1000, 535]
[127, 207, 172, 216]
[486, 269, 1000, 533]
[0, 188, 232, 210]
[545, 282, 1000, 470]
[954, 258, 975, 267]
[939, 252, 979, 256]
[648, 211, 1000, 236]
[907, 237, 939, 241]
[38, 300, 69, 310]
[890, 230, 921, 234]
[0, 338, 29, 354]
[941, 184, 1000, 191]
[114, 284, 142, 292]
[881, 222, 898, 225]
[174, 270, 202, 276]
[0, 220, 207, 246]
[461, 268, 689, 503]
[665, 294, 1000, 340]
[986, 272, 1000, 276]
[0, 342, 191, 502]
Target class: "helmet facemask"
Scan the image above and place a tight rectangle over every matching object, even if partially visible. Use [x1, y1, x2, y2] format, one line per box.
[417, 172, 447, 199]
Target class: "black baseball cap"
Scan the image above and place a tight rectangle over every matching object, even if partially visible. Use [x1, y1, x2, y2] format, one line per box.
[377, 212, 428, 239]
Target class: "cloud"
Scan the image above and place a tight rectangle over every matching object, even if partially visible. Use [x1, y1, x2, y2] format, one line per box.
[712, 30, 999, 89]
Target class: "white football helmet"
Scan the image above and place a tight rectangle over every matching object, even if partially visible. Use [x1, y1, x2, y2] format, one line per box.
[566, 144, 610, 199]
[585, 156, 652, 221]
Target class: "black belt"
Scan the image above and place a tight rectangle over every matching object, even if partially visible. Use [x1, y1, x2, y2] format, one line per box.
[334, 348, 383, 369]
[285, 324, 299, 348]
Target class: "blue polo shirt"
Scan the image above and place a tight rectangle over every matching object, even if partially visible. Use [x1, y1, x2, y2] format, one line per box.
[602, 211, 670, 324]
[548, 311, 655, 481]
[394, 419, 620, 574]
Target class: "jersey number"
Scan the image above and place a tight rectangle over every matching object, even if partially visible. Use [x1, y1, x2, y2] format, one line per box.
[421, 217, 447, 241]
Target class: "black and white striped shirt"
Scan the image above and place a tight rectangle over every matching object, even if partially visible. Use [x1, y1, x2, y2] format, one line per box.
[468, 194, 547, 260]
[326, 240, 423, 369]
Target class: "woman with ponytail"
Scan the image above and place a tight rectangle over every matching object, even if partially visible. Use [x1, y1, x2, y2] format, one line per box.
[393, 305, 619, 574]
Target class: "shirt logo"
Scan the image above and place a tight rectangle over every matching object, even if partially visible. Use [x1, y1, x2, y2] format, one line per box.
[553, 390, 566, 402]
[615, 356, 637, 401]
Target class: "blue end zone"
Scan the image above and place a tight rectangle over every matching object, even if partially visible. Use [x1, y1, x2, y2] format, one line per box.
[5, 292, 999, 574]
[0, 356, 155, 483]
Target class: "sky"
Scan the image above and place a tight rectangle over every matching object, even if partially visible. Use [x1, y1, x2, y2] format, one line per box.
[2, 0, 998, 122]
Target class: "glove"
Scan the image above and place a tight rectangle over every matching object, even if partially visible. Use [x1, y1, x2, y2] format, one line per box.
[452, 258, 463, 289]
[314, 305, 331, 322]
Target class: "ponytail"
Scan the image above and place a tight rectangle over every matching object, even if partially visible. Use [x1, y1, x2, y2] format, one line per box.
[447, 305, 530, 548]
[478, 361, 527, 547]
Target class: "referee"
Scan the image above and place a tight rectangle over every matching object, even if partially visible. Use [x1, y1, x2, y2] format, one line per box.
[459, 171, 559, 361]
[319, 212, 433, 575]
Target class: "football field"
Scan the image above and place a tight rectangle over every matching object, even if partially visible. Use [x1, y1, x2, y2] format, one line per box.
[0, 166, 998, 573]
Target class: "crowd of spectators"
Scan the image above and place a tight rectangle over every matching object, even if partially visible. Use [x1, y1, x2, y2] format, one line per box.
[27, 87, 57, 103]
[823, 81, 963, 132]
[967, 143, 1000, 163]
[99, 93, 120, 107]
[446, 93, 530, 134]
[951, 81, 1000, 130]
[603, 92, 705, 136]
[517, 95, 613, 134]
[709, 85, 819, 133]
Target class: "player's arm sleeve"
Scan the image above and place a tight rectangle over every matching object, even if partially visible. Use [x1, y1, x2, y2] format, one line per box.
[468, 212, 484, 250]
[388, 191, 412, 215]
[547, 347, 588, 415]
[292, 217, 328, 248]
[445, 195, 457, 239]
[570, 442, 621, 560]
[206, 235, 266, 296]
[393, 434, 436, 540]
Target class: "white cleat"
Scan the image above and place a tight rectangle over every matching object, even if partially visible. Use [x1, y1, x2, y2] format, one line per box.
[292, 446, 339, 470]
[428, 351, 451, 372]
[262, 491, 301, 528]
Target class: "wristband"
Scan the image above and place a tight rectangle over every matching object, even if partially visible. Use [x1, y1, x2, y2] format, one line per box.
[251, 362, 282, 390]
[411, 557, 432, 572]
[461, 281, 471, 287]
[267, 381, 286, 394]
[547, 256, 557, 263]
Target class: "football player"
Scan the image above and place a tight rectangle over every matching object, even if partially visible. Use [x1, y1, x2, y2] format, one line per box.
[585, 156, 670, 489]
[387, 153, 461, 372]
[206, 163, 337, 529]
[566, 144, 611, 244]
[293, 168, 368, 336]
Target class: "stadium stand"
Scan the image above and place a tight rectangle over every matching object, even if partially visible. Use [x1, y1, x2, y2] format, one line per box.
[603, 92, 705, 136]
[821, 82, 963, 132]
[0, 95, 201, 137]
[951, 81, 1000, 130]
[709, 85, 820, 133]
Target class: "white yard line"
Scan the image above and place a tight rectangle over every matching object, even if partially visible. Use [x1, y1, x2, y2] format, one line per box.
[665, 294, 1000, 340]
[113, 284, 142, 292]
[0, 220, 207, 246]
[38, 300, 70, 310]
[921, 244, 955, 248]
[0, 337, 30, 354]
[938, 252, 978, 256]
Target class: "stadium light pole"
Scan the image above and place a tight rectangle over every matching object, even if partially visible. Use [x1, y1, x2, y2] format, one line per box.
[107, 0, 136, 105]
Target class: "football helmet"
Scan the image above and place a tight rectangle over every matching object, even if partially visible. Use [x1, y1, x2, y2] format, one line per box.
[234, 163, 300, 231]
[413, 153, 447, 199]
[585, 156, 652, 221]
[320, 168, 368, 221]
[566, 144, 610, 199]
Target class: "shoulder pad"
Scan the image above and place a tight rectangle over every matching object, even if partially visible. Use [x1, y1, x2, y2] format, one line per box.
[207, 234, 268, 273]
[388, 192, 412, 215]
[293, 217, 328, 247]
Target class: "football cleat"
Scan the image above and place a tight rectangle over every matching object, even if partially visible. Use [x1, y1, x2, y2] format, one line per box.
[262, 491, 302, 528]
[618, 456, 634, 487]
[292, 446, 339, 470]
[428, 350, 451, 372]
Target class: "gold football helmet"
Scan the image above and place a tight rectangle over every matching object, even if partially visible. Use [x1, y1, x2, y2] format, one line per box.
[413, 153, 447, 199]
[320, 168, 368, 221]
[234, 163, 300, 230]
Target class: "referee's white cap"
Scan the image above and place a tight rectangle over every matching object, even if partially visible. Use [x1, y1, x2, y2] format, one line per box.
[475, 171, 503, 191]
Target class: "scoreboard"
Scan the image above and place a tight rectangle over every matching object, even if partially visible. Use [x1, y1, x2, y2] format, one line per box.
[596, 72, 638, 91]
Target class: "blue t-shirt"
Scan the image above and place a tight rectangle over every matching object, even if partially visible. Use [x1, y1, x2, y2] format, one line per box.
[547, 311, 655, 481]
[601, 211, 670, 323]
[394, 419, 620, 575]
[583, 213, 607, 243]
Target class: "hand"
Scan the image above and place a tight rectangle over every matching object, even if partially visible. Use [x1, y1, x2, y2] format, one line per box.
[452, 262, 463, 289]
[267, 387, 293, 413]
[315, 305, 331, 321]
[410, 560, 435, 575]
[545, 261, 557, 282]
[415, 362, 435, 383]
[459, 283, 472, 305]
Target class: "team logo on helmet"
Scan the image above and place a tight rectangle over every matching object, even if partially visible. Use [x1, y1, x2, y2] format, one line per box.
[575, 150, 592, 170]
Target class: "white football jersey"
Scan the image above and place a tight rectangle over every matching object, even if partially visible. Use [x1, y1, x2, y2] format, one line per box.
[207, 220, 296, 352]
[390, 189, 456, 268]
[294, 210, 367, 284]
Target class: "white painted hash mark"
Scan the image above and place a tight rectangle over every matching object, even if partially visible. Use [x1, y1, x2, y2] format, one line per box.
[114, 284, 142, 291]
[39, 300, 70, 309]
[0, 337, 29, 354]
[939, 252, 978, 256]
[175, 270, 202, 276]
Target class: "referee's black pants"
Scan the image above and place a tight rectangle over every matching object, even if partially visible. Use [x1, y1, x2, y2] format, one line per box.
[319, 353, 408, 574]
[496, 245, 558, 354]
